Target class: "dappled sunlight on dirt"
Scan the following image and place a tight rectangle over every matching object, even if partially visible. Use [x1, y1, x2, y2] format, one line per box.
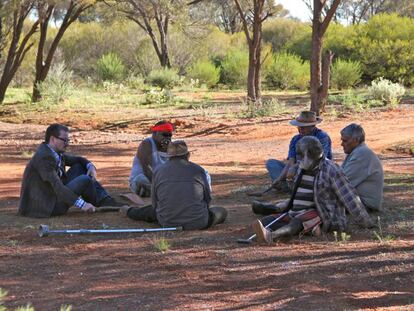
[0, 105, 413, 310]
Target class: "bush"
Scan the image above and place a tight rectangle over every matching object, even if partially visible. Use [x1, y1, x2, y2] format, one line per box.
[353, 14, 414, 86]
[187, 59, 220, 88]
[220, 49, 248, 87]
[37, 62, 74, 104]
[143, 88, 174, 106]
[147, 68, 179, 89]
[331, 59, 362, 90]
[242, 98, 291, 118]
[265, 52, 309, 90]
[96, 52, 125, 82]
[329, 90, 367, 112]
[368, 77, 405, 107]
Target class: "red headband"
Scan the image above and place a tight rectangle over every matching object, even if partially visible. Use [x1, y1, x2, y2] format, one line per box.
[151, 123, 174, 133]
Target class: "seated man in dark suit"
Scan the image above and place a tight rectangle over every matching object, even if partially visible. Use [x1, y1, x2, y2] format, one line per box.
[123, 140, 227, 230]
[19, 123, 121, 218]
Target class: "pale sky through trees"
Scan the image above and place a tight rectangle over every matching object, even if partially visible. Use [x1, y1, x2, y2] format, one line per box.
[277, 0, 311, 21]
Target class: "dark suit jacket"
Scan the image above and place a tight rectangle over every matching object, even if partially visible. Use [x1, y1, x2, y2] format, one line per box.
[19, 143, 90, 218]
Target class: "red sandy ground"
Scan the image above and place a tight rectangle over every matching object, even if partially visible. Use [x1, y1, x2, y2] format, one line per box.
[0, 105, 413, 310]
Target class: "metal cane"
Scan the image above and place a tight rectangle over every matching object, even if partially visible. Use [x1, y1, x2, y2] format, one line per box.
[237, 212, 288, 244]
[38, 224, 183, 237]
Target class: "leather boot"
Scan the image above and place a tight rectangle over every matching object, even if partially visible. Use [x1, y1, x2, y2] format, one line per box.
[252, 200, 279, 215]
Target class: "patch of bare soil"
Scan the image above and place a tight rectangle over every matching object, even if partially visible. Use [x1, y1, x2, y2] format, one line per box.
[0, 106, 413, 310]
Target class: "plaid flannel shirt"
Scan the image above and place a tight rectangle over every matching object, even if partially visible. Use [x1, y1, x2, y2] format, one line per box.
[314, 158, 374, 232]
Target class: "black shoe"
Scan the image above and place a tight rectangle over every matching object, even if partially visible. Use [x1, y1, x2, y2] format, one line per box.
[252, 200, 278, 215]
[208, 206, 228, 227]
[99, 196, 124, 207]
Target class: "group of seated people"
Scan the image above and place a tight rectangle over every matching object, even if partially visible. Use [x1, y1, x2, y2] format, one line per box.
[18, 110, 384, 243]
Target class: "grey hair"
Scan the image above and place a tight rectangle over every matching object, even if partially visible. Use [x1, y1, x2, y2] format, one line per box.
[296, 136, 323, 160]
[340, 123, 365, 143]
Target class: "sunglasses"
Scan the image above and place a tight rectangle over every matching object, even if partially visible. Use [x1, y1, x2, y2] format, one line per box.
[161, 132, 172, 138]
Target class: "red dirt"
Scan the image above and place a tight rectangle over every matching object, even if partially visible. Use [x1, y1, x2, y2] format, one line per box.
[0, 106, 413, 310]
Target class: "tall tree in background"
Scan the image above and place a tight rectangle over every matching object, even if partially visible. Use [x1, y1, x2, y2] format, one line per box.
[113, 0, 187, 69]
[305, 0, 340, 114]
[336, 0, 413, 24]
[233, 0, 283, 104]
[32, 0, 94, 102]
[0, 0, 39, 104]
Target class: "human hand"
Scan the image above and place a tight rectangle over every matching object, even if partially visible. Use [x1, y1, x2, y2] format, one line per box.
[82, 202, 96, 213]
[87, 165, 97, 180]
[137, 183, 151, 197]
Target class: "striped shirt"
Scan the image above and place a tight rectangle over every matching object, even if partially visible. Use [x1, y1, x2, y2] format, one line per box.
[290, 170, 316, 216]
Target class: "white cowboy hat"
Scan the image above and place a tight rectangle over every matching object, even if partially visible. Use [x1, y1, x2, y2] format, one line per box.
[289, 111, 323, 127]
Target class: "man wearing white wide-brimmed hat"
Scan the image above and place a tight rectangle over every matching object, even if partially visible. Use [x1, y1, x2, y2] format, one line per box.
[265, 111, 332, 192]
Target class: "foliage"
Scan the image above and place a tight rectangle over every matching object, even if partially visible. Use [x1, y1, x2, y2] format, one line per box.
[352, 14, 414, 85]
[147, 69, 180, 89]
[144, 88, 173, 105]
[96, 53, 125, 82]
[124, 74, 146, 90]
[187, 59, 220, 88]
[152, 237, 170, 252]
[368, 77, 406, 107]
[333, 231, 351, 243]
[37, 62, 74, 105]
[220, 49, 249, 87]
[265, 52, 309, 90]
[262, 18, 308, 53]
[242, 98, 290, 118]
[331, 58, 362, 90]
[329, 90, 367, 112]
[373, 217, 395, 244]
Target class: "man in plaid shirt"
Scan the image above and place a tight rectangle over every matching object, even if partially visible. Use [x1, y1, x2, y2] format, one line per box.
[253, 136, 374, 243]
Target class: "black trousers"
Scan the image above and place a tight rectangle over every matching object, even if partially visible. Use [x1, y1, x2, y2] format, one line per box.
[126, 205, 227, 230]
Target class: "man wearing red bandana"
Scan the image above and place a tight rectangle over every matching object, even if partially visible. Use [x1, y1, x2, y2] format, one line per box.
[129, 121, 174, 197]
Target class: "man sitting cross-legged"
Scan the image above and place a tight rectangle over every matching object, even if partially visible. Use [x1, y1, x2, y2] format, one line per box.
[129, 121, 174, 198]
[252, 136, 374, 244]
[340, 123, 384, 211]
[122, 140, 227, 230]
[19, 124, 122, 218]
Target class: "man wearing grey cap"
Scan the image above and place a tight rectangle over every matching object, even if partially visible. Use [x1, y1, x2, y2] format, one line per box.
[122, 140, 227, 230]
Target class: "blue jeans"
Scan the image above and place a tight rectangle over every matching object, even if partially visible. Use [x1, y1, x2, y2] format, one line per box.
[266, 159, 286, 181]
[52, 163, 109, 216]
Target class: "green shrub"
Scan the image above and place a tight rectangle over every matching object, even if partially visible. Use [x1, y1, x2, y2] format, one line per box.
[265, 52, 309, 90]
[331, 59, 362, 90]
[242, 98, 291, 118]
[125, 74, 146, 90]
[144, 88, 173, 105]
[187, 59, 220, 88]
[147, 68, 179, 89]
[220, 49, 248, 87]
[329, 90, 367, 112]
[368, 77, 405, 107]
[353, 14, 414, 86]
[96, 52, 125, 82]
[37, 62, 74, 104]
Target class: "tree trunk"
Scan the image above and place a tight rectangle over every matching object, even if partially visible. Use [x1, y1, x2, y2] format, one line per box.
[320, 50, 334, 113]
[310, 28, 323, 114]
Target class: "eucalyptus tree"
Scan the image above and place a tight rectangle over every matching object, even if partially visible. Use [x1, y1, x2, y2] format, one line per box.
[304, 0, 340, 114]
[32, 0, 95, 102]
[0, 0, 39, 104]
[111, 0, 188, 69]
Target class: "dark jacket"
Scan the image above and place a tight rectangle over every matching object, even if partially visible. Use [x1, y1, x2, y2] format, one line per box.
[151, 158, 211, 230]
[19, 143, 90, 218]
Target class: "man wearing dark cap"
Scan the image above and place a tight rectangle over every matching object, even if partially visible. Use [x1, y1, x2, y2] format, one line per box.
[129, 121, 174, 197]
[265, 111, 332, 192]
[123, 140, 227, 230]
